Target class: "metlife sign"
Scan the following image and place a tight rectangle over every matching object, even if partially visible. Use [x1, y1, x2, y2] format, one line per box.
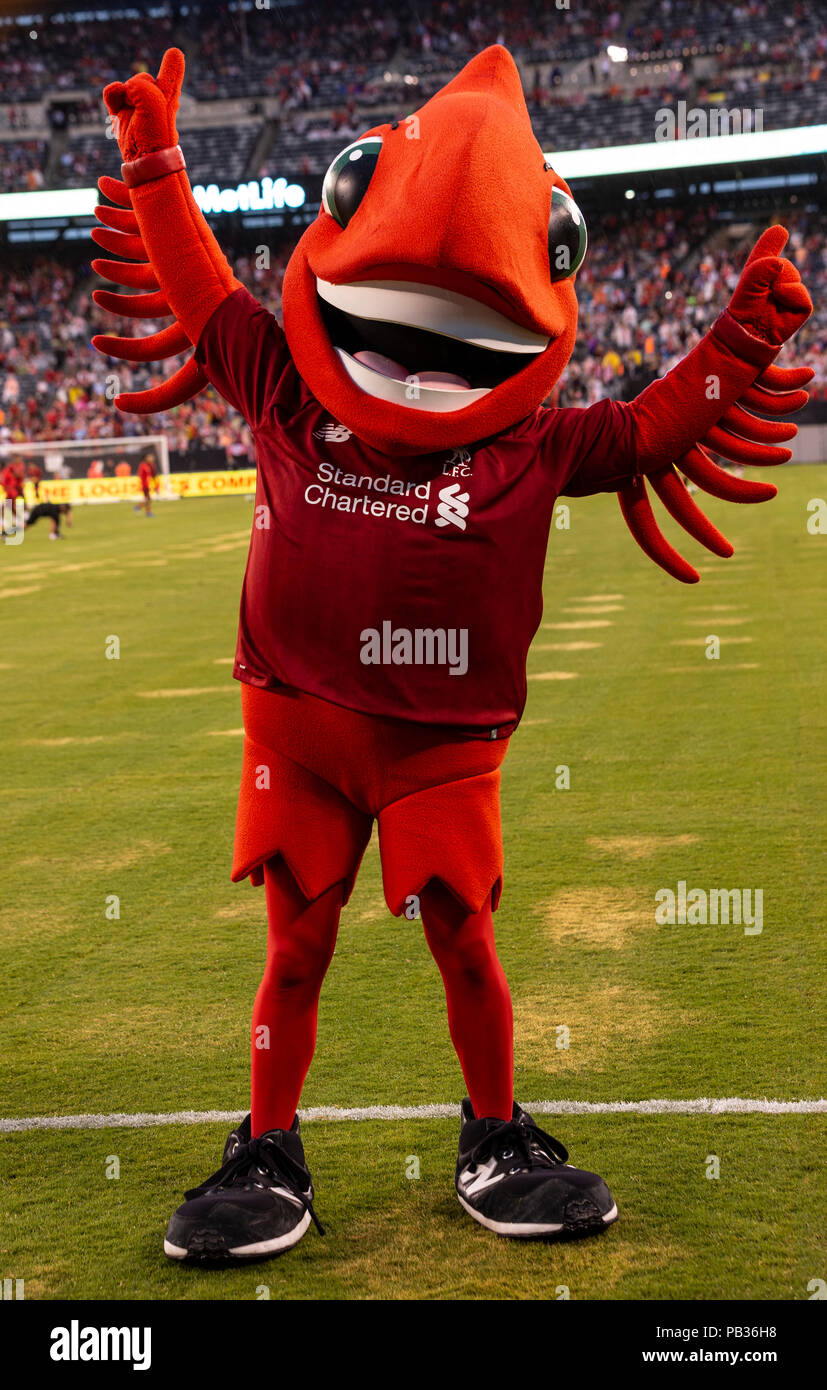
[0, 173, 316, 244]
[192, 176, 307, 215]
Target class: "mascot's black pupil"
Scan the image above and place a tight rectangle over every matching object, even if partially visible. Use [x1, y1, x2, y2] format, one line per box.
[547, 190, 587, 281]
[325, 146, 381, 227]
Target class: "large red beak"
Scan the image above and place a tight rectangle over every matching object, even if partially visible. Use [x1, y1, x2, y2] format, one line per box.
[282, 45, 578, 456]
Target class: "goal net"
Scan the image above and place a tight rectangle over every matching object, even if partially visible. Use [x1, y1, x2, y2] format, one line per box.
[0, 435, 172, 505]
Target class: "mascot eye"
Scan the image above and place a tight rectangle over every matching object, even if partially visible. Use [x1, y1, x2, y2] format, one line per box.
[547, 187, 587, 281]
[321, 136, 383, 228]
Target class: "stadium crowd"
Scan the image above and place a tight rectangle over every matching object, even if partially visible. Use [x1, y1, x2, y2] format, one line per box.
[556, 207, 826, 409]
[2, 0, 826, 189]
[1, 2, 824, 464]
[1, 205, 824, 467]
[0, 136, 47, 191]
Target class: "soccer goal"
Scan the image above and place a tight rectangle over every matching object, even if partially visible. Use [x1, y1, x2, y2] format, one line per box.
[0, 435, 172, 505]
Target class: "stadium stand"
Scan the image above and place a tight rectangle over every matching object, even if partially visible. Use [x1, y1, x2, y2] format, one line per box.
[2, 0, 825, 192]
[2, 206, 824, 466]
[54, 121, 262, 189]
[0, 136, 47, 192]
[0, 1, 825, 468]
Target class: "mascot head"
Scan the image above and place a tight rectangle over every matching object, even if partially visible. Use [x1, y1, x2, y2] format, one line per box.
[281, 45, 585, 456]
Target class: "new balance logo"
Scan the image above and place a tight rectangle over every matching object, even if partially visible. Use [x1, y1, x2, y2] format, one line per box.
[435, 482, 470, 530]
[312, 422, 352, 442]
[458, 1159, 505, 1196]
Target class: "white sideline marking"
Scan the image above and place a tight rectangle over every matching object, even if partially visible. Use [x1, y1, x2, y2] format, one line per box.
[1, 1098, 824, 1133]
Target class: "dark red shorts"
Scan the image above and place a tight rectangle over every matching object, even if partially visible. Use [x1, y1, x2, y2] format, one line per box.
[234, 683, 509, 915]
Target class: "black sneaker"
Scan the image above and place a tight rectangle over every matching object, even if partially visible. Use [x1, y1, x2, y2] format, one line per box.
[455, 1098, 618, 1239]
[163, 1114, 323, 1262]
[220, 1112, 252, 1164]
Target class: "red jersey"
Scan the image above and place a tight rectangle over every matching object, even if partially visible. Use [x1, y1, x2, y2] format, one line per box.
[138, 460, 156, 488]
[1, 466, 24, 501]
[196, 287, 639, 735]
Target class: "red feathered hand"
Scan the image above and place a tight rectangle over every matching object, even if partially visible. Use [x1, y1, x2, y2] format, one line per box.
[91, 49, 242, 413]
[103, 48, 184, 161]
[91, 173, 209, 413]
[618, 225, 813, 583]
[727, 225, 813, 346]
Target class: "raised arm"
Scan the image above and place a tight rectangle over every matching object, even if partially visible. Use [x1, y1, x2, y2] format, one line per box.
[90, 49, 246, 413]
[557, 227, 813, 582]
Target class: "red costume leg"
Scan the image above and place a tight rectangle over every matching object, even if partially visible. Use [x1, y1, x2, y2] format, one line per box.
[377, 749, 512, 1122]
[251, 859, 345, 1135]
[237, 684, 514, 1132]
[237, 690, 374, 1137]
[419, 881, 514, 1123]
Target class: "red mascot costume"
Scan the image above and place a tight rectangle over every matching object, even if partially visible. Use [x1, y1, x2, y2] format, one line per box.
[91, 47, 812, 1260]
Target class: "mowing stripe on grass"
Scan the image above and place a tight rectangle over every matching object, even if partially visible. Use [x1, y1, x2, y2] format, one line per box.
[532, 641, 603, 651]
[683, 616, 754, 626]
[2, 1098, 825, 1133]
[562, 605, 624, 614]
[666, 663, 760, 673]
[543, 620, 611, 629]
[137, 687, 237, 698]
[671, 635, 754, 645]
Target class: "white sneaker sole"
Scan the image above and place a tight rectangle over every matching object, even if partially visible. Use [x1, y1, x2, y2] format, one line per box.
[164, 1207, 311, 1260]
[457, 1192, 618, 1238]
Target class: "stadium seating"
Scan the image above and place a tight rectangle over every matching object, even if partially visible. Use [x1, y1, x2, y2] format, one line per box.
[1, 1, 824, 466]
[54, 123, 261, 189]
[2, 0, 825, 192]
[0, 137, 47, 192]
[2, 205, 824, 466]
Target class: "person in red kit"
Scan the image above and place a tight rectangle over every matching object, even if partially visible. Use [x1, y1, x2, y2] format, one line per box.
[135, 451, 157, 514]
[91, 48, 812, 1261]
[1, 459, 25, 503]
[1, 460, 26, 533]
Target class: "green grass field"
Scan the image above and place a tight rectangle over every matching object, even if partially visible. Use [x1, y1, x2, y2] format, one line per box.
[2, 468, 825, 1301]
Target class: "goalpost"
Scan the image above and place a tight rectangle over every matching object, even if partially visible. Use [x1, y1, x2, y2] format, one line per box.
[0, 435, 173, 505]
